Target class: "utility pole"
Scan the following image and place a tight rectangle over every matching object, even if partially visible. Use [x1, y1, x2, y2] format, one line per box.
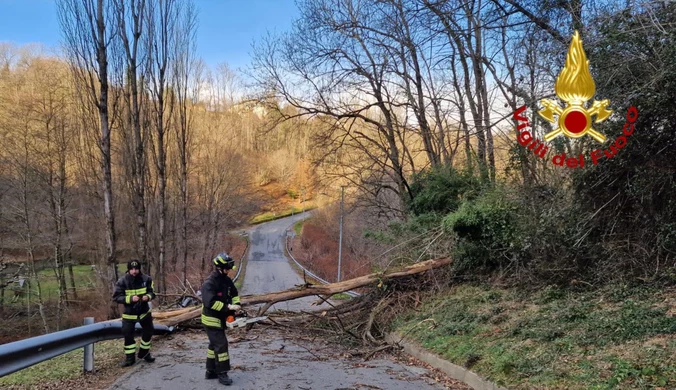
[338, 185, 344, 282]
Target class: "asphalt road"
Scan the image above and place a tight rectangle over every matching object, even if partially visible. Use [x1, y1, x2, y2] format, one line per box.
[239, 212, 333, 312]
[108, 213, 450, 390]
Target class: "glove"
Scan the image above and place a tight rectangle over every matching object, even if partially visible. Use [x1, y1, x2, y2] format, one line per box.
[227, 304, 241, 311]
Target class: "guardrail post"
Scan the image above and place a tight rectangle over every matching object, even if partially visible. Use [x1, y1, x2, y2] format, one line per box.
[83, 317, 94, 372]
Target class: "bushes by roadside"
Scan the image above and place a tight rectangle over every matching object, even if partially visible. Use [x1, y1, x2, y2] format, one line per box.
[402, 166, 676, 287]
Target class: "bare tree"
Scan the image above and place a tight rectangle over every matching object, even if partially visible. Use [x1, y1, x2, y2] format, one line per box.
[421, 0, 495, 181]
[28, 59, 75, 329]
[383, 0, 444, 167]
[251, 0, 417, 216]
[173, 2, 197, 285]
[114, 0, 150, 268]
[58, 0, 120, 318]
[146, 0, 181, 296]
[3, 85, 50, 333]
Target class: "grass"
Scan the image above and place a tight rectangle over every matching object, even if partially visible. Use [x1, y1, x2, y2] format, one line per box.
[3, 245, 246, 305]
[38, 265, 99, 299]
[2, 265, 99, 306]
[0, 339, 121, 386]
[293, 219, 306, 236]
[392, 284, 676, 389]
[3, 261, 192, 306]
[249, 205, 317, 224]
[331, 292, 352, 300]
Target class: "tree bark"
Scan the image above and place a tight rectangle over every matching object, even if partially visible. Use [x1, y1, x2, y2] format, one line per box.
[154, 258, 452, 326]
[174, 2, 196, 288]
[68, 264, 78, 300]
[116, 0, 148, 268]
[19, 128, 49, 334]
[148, 0, 179, 298]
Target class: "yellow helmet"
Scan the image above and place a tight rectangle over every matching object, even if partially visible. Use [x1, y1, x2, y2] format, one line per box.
[213, 253, 235, 270]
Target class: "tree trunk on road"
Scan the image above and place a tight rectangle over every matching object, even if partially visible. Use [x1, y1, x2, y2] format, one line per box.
[154, 258, 452, 326]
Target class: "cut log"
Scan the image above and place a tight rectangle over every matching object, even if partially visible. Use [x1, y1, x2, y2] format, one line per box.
[151, 307, 194, 319]
[153, 258, 451, 327]
[156, 307, 201, 326]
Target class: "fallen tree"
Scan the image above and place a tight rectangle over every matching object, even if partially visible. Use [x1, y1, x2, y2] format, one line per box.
[153, 257, 451, 327]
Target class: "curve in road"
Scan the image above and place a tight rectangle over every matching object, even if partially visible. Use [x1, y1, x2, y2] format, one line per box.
[241, 212, 333, 312]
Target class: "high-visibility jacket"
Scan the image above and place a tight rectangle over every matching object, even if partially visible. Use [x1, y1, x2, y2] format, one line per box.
[112, 272, 156, 320]
[200, 270, 240, 329]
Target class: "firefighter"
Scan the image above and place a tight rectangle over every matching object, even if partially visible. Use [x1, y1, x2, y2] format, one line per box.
[112, 260, 157, 367]
[201, 252, 241, 386]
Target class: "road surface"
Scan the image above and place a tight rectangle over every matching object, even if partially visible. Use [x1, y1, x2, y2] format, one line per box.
[239, 212, 333, 312]
[109, 213, 452, 390]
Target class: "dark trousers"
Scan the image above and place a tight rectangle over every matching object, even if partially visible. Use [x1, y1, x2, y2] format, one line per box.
[121, 313, 154, 358]
[205, 326, 230, 373]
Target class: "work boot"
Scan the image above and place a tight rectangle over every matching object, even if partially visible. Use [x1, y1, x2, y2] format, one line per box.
[218, 372, 233, 386]
[119, 354, 135, 367]
[139, 352, 155, 362]
[205, 370, 218, 380]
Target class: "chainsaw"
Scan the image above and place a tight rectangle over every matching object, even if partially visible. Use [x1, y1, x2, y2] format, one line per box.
[225, 310, 267, 329]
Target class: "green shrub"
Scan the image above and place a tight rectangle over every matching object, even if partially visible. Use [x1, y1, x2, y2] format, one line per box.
[407, 166, 481, 216]
[442, 187, 524, 275]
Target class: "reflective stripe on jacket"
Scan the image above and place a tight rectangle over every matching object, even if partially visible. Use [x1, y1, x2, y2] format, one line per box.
[112, 272, 156, 319]
[200, 270, 239, 329]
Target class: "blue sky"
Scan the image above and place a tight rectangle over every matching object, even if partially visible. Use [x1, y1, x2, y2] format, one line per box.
[0, 0, 299, 72]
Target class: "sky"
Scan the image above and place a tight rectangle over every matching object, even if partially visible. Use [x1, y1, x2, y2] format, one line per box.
[0, 0, 300, 73]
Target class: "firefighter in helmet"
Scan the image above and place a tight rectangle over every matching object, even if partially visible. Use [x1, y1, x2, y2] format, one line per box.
[201, 253, 240, 386]
[112, 260, 157, 367]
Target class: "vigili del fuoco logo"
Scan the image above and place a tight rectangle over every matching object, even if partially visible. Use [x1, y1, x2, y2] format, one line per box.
[513, 31, 638, 168]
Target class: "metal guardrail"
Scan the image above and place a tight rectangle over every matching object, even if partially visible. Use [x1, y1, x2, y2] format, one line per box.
[1, 233, 247, 379]
[285, 221, 361, 298]
[233, 232, 249, 282]
[0, 321, 173, 377]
